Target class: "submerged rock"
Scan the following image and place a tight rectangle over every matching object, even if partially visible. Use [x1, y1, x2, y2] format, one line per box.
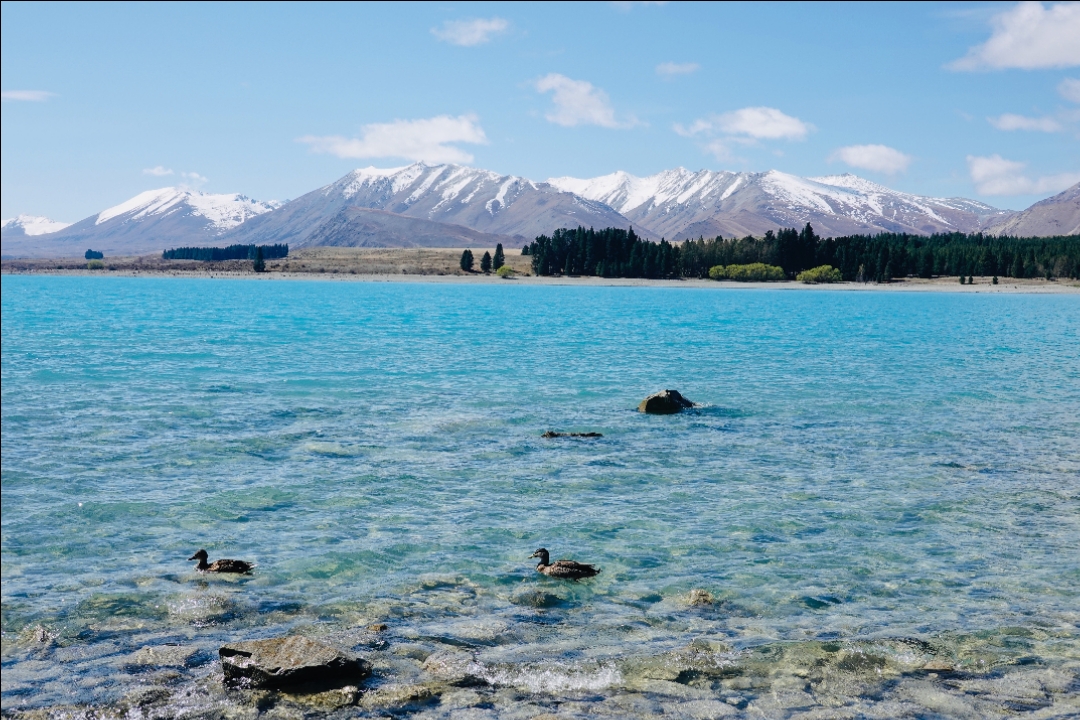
[219, 636, 371, 689]
[687, 589, 714, 607]
[130, 644, 199, 667]
[638, 390, 695, 414]
[422, 650, 487, 686]
[542, 431, 603, 438]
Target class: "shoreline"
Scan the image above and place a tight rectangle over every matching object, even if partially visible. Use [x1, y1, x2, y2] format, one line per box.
[3, 266, 1078, 293]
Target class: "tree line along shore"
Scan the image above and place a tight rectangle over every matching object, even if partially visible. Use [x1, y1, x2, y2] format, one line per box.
[524, 225, 1080, 282]
[4, 226, 1077, 284]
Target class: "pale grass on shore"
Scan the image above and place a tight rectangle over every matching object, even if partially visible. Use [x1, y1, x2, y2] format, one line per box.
[3, 246, 1077, 293]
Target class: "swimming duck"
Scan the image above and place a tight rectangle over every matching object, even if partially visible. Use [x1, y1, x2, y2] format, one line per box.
[188, 549, 252, 574]
[530, 548, 600, 580]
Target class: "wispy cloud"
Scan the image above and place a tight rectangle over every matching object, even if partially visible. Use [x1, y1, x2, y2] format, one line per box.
[179, 171, 208, 188]
[299, 115, 488, 164]
[676, 107, 813, 141]
[829, 144, 912, 175]
[535, 74, 635, 128]
[143, 166, 174, 176]
[1059, 77, 1080, 102]
[656, 62, 700, 78]
[1, 90, 56, 102]
[611, 1, 668, 10]
[967, 154, 1080, 195]
[949, 2, 1080, 71]
[988, 113, 1062, 132]
[431, 18, 509, 46]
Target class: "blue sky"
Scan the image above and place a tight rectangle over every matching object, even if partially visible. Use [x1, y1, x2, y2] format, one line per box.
[2, 1, 1078, 221]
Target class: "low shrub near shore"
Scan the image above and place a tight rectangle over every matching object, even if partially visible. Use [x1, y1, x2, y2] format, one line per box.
[86, 259, 105, 270]
[709, 263, 785, 281]
[796, 265, 842, 283]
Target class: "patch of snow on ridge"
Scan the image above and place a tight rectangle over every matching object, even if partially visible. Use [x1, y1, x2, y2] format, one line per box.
[96, 188, 187, 225]
[185, 193, 277, 230]
[487, 177, 517, 214]
[2, 214, 71, 236]
[760, 171, 843, 214]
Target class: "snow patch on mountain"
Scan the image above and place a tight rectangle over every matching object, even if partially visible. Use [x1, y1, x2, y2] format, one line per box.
[1, 214, 71, 236]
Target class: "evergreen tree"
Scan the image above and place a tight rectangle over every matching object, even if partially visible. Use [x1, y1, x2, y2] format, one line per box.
[253, 246, 266, 273]
[460, 249, 474, 272]
[481, 251, 493, 273]
[493, 243, 505, 270]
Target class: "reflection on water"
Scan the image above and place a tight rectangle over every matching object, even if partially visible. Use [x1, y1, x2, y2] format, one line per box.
[2, 276, 1078, 717]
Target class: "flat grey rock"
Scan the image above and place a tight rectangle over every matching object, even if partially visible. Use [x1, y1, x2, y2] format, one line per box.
[219, 636, 371, 689]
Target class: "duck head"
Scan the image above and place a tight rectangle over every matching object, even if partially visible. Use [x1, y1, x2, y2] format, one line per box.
[189, 549, 209, 561]
[530, 548, 550, 565]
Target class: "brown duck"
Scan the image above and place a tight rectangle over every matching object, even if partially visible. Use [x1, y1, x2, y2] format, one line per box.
[530, 548, 600, 580]
[188, 549, 252, 574]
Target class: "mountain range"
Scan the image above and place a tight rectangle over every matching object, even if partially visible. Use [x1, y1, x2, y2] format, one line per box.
[3, 164, 1078, 259]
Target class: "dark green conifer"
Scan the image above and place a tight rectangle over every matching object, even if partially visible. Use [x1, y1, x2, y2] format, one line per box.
[460, 249, 474, 272]
[481, 251, 492, 273]
[493, 243, 505, 270]
[253, 246, 266, 273]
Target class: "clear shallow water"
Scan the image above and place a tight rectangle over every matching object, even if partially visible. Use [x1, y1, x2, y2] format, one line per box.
[2, 275, 1079, 718]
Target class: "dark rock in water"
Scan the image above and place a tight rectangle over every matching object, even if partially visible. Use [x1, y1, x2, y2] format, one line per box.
[219, 636, 371, 689]
[638, 390, 695, 414]
[542, 431, 603, 438]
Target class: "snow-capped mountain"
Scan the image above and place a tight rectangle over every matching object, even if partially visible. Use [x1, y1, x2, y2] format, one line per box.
[982, 182, 1080, 237]
[2, 188, 281, 258]
[1, 214, 71, 237]
[548, 169, 1012, 239]
[223, 163, 645, 248]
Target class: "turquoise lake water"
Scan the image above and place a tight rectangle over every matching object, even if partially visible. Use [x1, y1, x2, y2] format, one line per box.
[2, 275, 1079, 718]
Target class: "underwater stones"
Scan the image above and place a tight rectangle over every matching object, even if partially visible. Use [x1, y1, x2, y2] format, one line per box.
[130, 644, 200, 667]
[687, 589, 714, 607]
[366, 623, 388, 632]
[219, 636, 371, 689]
[359, 683, 439, 711]
[422, 650, 486, 686]
[638, 389, 695, 414]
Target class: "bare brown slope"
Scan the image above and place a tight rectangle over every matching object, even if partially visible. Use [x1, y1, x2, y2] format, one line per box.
[983, 183, 1080, 237]
[299, 206, 518, 249]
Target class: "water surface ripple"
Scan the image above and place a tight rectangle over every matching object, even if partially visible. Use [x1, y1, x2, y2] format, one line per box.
[2, 276, 1078, 718]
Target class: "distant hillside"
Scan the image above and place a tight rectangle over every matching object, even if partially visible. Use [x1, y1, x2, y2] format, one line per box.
[222, 163, 645, 250]
[1, 188, 280, 258]
[982, 182, 1080, 237]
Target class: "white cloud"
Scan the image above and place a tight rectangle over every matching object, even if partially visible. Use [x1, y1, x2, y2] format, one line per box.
[1059, 77, 1080, 102]
[988, 113, 1062, 131]
[431, 18, 509, 46]
[143, 166, 174, 176]
[967, 153, 1080, 195]
[1, 90, 56, 102]
[611, 1, 668, 10]
[535, 74, 633, 128]
[676, 107, 813, 140]
[829, 144, 912, 174]
[950, 2, 1080, 71]
[298, 115, 488, 164]
[180, 171, 208, 185]
[703, 139, 733, 161]
[656, 62, 700, 77]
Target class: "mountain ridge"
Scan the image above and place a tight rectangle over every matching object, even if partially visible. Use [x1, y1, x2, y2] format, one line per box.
[5, 166, 1077, 260]
[1, 187, 280, 258]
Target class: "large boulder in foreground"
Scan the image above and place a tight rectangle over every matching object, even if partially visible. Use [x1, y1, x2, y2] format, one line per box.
[638, 390, 695, 414]
[219, 636, 371, 689]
